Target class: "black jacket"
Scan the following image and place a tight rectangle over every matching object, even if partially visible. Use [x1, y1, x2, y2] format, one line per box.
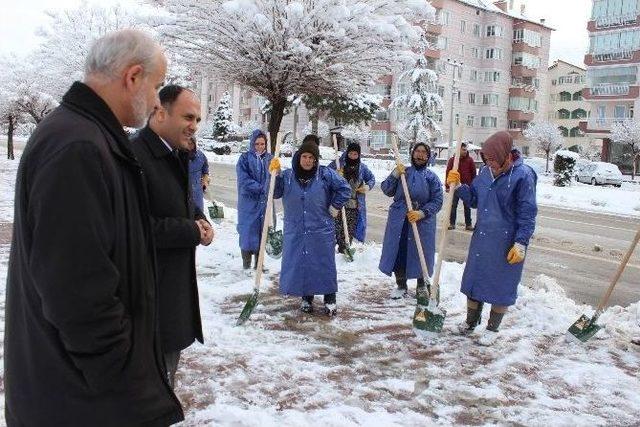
[129, 126, 204, 353]
[4, 82, 184, 426]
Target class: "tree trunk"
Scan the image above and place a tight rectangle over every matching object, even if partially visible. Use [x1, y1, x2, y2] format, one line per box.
[7, 116, 15, 160]
[311, 114, 319, 136]
[268, 98, 287, 154]
[633, 153, 639, 180]
[292, 104, 299, 144]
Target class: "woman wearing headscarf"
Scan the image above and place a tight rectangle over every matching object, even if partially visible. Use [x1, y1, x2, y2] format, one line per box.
[379, 142, 443, 301]
[270, 136, 351, 315]
[329, 142, 376, 252]
[236, 129, 273, 272]
[447, 131, 538, 345]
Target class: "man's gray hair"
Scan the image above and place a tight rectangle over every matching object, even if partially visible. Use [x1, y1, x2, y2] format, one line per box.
[84, 29, 162, 80]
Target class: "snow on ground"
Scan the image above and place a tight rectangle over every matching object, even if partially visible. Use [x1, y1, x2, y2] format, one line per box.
[205, 151, 640, 218]
[1, 154, 639, 426]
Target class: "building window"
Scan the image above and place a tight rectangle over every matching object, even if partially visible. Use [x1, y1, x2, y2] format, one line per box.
[481, 116, 498, 128]
[459, 44, 465, 56]
[455, 113, 460, 125]
[485, 48, 503, 60]
[373, 84, 392, 97]
[558, 126, 569, 137]
[460, 20, 467, 33]
[473, 23, 481, 37]
[512, 52, 541, 69]
[485, 25, 503, 37]
[483, 71, 501, 83]
[470, 70, 478, 81]
[559, 92, 572, 102]
[438, 36, 448, 50]
[457, 90, 462, 103]
[467, 115, 475, 127]
[370, 130, 388, 149]
[513, 28, 542, 47]
[442, 10, 451, 26]
[482, 93, 500, 106]
[468, 93, 476, 104]
[471, 47, 480, 58]
[571, 109, 587, 119]
[558, 109, 571, 119]
[570, 127, 584, 137]
[510, 97, 538, 112]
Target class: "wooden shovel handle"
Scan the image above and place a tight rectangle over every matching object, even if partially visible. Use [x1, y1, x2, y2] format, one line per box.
[390, 135, 430, 284]
[595, 225, 640, 314]
[431, 126, 464, 296]
[253, 133, 282, 290]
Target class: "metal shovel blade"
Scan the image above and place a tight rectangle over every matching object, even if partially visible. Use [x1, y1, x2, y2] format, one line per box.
[412, 300, 446, 333]
[236, 289, 260, 326]
[343, 247, 355, 262]
[567, 314, 602, 343]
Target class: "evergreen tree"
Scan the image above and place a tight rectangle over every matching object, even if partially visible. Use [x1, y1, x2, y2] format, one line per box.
[212, 92, 234, 141]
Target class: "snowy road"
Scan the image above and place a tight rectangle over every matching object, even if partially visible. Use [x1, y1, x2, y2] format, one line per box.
[209, 162, 640, 307]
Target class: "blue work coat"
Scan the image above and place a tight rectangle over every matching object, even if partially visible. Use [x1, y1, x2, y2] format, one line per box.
[189, 149, 209, 212]
[328, 152, 376, 242]
[456, 157, 538, 306]
[274, 160, 351, 297]
[236, 130, 273, 252]
[378, 167, 443, 279]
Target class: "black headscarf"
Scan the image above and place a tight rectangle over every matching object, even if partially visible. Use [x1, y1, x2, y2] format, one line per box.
[344, 143, 361, 182]
[293, 141, 319, 183]
[411, 142, 431, 170]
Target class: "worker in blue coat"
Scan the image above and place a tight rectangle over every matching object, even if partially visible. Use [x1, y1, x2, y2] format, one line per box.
[379, 142, 443, 300]
[328, 143, 376, 250]
[236, 129, 273, 272]
[269, 137, 351, 316]
[188, 137, 209, 212]
[447, 131, 537, 345]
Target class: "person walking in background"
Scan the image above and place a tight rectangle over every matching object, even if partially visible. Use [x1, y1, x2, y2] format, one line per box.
[446, 141, 477, 231]
[329, 142, 376, 252]
[130, 84, 213, 390]
[447, 131, 537, 345]
[236, 129, 273, 273]
[188, 136, 209, 212]
[270, 139, 351, 316]
[379, 143, 443, 301]
[4, 30, 184, 426]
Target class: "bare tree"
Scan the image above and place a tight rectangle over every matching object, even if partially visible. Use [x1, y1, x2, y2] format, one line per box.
[611, 119, 640, 179]
[154, 0, 435, 151]
[524, 121, 564, 173]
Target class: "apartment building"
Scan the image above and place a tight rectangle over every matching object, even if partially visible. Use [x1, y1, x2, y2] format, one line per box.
[581, 0, 640, 168]
[547, 60, 595, 153]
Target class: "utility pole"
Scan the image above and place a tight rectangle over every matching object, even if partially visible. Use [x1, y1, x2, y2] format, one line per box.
[446, 59, 463, 160]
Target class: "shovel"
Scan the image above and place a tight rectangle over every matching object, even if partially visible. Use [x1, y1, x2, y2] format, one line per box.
[567, 225, 640, 342]
[332, 135, 355, 262]
[237, 133, 282, 325]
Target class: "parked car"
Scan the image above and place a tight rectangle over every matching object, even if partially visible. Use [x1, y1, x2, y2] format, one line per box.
[574, 159, 592, 181]
[576, 161, 623, 187]
[202, 139, 232, 155]
[280, 142, 294, 157]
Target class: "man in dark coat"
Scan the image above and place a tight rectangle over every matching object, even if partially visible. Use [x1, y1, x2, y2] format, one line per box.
[129, 84, 213, 389]
[446, 142, 477, 231]
[4, 30, 184, 426]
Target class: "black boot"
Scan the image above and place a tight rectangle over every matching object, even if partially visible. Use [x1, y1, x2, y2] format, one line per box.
[323, 293, 337, 316]
[486, 310, 504, 332]
[241, 250, 252, 270]
[301, 296, 314, 313]
[459, 300, 484, 333]
[391, 274, 408, 299]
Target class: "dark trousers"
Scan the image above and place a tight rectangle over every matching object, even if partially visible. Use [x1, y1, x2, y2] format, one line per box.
[164, 350, 181, 390]
[241, 250, 258, 269]
[450, 193, 472, 227]
[303, 293, 336, 304]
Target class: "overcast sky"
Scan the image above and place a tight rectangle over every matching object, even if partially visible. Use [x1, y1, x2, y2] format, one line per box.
[1, 0, 592, 66]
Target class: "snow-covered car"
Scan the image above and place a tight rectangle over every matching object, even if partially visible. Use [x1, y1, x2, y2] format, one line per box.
[573, 159, 592, 181]
[576, 162, 623, 187]
[280, 142, 294, 157]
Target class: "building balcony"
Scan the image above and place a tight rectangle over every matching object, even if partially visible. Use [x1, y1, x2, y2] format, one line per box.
[585, 49, 639, 65]
[371, 121, 391, 132]
[512, 42, 539, 56]
[425, 47, 441, 59]
[583, 84, 639, 99]
[581, 117, 633, 134]
[511, 65, 537, 78]
[507, 110, 535, 121]
[587, 14, 638, 31]
[509, 86, 536, 98]
[426, 21, 443, 35]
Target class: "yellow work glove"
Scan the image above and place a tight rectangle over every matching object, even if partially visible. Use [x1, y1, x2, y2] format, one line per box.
[446, 170, 461, 186]
[337, 168, 344, 177]
[407, 210, 425, 223]
[393, 163, 406, 177]
[201, 174, 210, 189]
[507, 243, 526, 264]
[355, 184, 368, 194]
[269, 158, 281, 174]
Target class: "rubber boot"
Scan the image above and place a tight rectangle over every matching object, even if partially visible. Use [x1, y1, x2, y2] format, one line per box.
[391, 274, 408, 299]
[241, 250, 252, 270]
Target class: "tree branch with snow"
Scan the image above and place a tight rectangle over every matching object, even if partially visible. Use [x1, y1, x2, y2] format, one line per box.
[611, 119, 640, 179]
[523, 121, 564, 173]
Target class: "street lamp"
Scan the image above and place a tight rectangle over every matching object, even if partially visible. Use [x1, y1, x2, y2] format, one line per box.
[446, 59, 463, 160]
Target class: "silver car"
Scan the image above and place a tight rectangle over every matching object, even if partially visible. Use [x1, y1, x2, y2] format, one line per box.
[576, 162, 623, 187]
